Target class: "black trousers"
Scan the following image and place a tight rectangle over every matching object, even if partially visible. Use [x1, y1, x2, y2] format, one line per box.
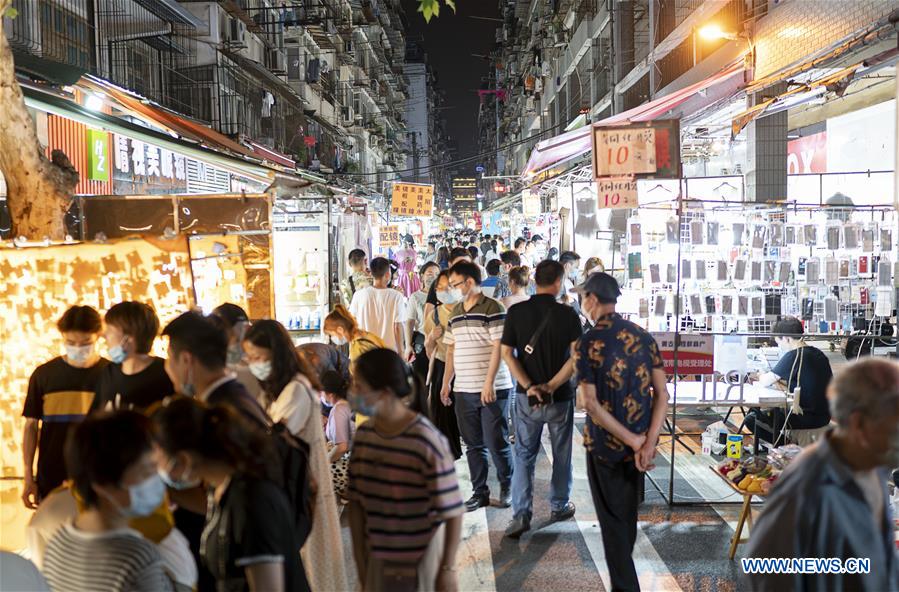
[586, 454, 641, 592]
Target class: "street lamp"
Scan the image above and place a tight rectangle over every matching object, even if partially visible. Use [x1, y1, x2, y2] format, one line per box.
[698, 24, 739, 42]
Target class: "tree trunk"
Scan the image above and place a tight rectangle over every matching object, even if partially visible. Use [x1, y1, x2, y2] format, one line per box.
[0, 0, 79, 240]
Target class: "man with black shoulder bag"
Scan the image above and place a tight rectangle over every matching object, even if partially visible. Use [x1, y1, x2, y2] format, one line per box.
[500, 260, 583, 538]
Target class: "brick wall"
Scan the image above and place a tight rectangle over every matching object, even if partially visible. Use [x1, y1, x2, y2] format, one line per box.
[753, 0, 896, 80]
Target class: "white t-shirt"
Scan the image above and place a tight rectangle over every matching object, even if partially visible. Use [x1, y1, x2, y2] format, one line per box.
[349, 286, 406, 351]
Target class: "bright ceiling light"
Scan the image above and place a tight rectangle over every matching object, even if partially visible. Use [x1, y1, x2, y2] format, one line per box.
[85, 93, 104, 111]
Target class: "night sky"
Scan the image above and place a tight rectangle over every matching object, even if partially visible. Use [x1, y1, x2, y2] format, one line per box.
[401, 0, 501, 170]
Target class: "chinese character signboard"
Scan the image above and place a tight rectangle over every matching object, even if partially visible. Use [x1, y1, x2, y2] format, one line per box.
[390, 183, 434, 217]
[596, 176, 637, 209]
[379, 225, 400, 248]
[653, 332, 714, 375]
[112, 134, 188, 195]
[593, 127, 656, 177]
[591, 120, 681, 180]
[87, 129, 110, 182]
[522, 189, 541, 217]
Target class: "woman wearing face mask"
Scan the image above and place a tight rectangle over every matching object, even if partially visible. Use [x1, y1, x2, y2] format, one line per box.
[153, 398, 308, 592]
[242, 320, 348, 592]
[323, 304, 385, 361]
[406, 262, 440, 377]
[42, 410, 175, 592]
[423, 271, 463, 460]
[92, 301, 174, 412]
[502, 266, 531, 310]
[347, 349, 464, 592]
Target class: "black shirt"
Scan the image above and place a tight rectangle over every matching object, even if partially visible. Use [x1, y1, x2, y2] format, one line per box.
[23, 356, 110, 496]
[91, 357, 173, 412]
[501, 294, 583, 401]
[773, 345, 833, 429]
[206, 378, 270, 428]
[203, 474, 308, 592]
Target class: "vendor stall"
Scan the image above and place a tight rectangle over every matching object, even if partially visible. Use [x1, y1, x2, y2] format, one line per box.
[0, 236, 195, 549]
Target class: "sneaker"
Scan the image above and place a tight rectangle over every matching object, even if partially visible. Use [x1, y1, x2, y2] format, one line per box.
[465, 493, 490, 512]
[497, 487, 512, 508]
[504, 515, 531, 539]
[550, 502, 576, 522]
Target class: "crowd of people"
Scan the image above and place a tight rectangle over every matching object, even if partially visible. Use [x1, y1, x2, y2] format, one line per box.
[9, 228, 899, 592]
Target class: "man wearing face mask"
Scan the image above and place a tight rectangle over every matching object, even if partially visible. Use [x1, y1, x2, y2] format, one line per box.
[22, 306, 110, 508]
[746, 358, 899, 592]
[41, 410, 175, 591]
[161, 312, 269, 428]
[91, 301, 173, 413]
[750, 317, 833, 446]
[574, 273, 669, 592]
[441, 261, 515, 511]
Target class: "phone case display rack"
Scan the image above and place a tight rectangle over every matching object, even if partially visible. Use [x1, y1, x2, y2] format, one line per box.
[613, 195, 897, 506]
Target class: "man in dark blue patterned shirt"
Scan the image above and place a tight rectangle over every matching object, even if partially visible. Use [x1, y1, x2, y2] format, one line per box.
[574, 273, 669, 592]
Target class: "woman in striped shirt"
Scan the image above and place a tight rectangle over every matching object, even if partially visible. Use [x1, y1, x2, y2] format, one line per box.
[347, 349, 464, 592]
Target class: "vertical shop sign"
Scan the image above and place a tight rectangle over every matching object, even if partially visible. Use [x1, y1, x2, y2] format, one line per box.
[522, 189, 541, 216]
[87, 129, 110, 181]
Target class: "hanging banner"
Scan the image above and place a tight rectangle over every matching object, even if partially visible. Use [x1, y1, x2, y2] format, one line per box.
[391, 183, 434, 217]
[653, 332, 715, 375]
[592, 127, 657, 177]
[379, 225, 400, 247]
[596, 176, 637, 209]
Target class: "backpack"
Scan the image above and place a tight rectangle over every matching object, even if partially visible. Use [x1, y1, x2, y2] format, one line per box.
[235, 389, 315, 547]
[268, 422, 315, 547]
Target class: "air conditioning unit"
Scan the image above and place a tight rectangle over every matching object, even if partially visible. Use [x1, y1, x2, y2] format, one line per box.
[227, 18, 247, 49]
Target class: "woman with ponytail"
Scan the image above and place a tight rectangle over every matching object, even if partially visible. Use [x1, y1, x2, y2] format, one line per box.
[347, 349, 464, 592]
[323, 304, 385, 361]
[153, 397, 308, 592]
[241, 320, 347, 592]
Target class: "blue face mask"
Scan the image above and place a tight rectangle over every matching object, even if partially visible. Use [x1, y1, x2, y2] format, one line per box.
[108, 343, 127, 364]
[123, 474, 166, 517]
[350, 391, 378, 417]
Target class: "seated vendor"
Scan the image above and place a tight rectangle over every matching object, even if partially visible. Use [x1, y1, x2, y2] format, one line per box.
[750, 317, 833, 446]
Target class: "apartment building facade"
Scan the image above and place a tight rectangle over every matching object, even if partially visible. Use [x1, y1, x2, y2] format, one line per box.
[490, 0, 897, 206]
[5, 0, 415, 191]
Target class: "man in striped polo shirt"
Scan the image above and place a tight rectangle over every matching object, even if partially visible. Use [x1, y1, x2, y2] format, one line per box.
[440, 261, 514, 511]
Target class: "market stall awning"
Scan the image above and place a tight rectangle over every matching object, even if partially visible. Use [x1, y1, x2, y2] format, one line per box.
[523, 63, 746, 177]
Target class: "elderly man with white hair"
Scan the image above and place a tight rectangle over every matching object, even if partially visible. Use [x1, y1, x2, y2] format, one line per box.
[745, 357, 899, 592]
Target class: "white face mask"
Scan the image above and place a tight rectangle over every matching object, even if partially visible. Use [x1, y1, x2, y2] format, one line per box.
[449, 288, 464, 302]
[436, 290, 458, 304]
[66, 343, 95, 364]
[330, 334, 348, 346]
[249, 360, 272, 381]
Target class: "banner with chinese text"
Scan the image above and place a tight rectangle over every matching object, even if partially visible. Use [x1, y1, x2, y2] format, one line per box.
[653, 332, 714, 375]
[379, 225, 400, 247]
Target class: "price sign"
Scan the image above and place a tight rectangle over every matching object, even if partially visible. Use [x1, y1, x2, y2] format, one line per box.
[391, 183, 434, 217]
[379, 225, 400, 247]
[596, 176, 637, 209]
[592, 127, 657, 177]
